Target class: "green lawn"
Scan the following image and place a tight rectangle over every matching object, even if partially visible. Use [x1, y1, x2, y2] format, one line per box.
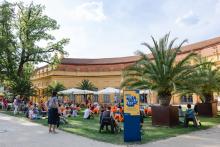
[1, 110, 220, 144]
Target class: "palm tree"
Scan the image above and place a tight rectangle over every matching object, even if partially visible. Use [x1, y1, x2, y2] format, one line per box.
[77, 79, 97, 103]
[77, 79, 97, 91]
[46, 81, 65, 96]
[121, 34, 197, 106]
[189, 59, 220, 103]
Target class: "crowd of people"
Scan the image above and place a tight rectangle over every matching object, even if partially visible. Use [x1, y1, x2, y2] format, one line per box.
[0, 92, 202, 135]
[45, 91, 126, 133]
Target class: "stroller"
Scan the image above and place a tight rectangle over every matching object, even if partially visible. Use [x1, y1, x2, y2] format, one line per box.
[57, 114, 68, 128]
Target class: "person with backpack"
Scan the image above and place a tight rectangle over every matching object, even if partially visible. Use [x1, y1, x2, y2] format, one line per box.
[47, 91, 59, 134]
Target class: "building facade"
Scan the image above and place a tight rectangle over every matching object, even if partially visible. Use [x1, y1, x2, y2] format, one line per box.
[31, 36, 220, 104]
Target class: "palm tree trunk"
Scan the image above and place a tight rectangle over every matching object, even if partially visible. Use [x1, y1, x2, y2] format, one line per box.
[203, 93, 214, 103]
[158, 92, 172, 106]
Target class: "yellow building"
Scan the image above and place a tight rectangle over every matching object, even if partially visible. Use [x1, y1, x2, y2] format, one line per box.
[31, 36, 220, 104]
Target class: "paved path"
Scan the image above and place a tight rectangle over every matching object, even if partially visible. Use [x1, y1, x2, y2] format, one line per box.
[0, 113, 220, 147]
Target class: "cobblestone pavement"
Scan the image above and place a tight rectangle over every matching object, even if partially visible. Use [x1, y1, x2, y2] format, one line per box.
[0, 113, 220, 147]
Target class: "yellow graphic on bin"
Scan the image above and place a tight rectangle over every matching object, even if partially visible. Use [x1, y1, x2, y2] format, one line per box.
[124, 90, 140, 116]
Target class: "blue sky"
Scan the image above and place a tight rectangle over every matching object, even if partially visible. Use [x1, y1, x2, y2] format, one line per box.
[9, 0, 220, 58]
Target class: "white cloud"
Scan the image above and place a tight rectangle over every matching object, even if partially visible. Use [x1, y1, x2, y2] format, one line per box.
[69, 1, 106, 22]
[216, 0, 220, 14]
[175, 11, 199, 26]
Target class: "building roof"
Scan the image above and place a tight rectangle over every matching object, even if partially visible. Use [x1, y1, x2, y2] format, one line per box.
[60, 36, 220, 65]
[61, 56, 140, 65]
[181, 36, 220, 53]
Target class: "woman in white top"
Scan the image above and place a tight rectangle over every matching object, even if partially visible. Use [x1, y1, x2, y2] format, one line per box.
[83, 106, 92, 119]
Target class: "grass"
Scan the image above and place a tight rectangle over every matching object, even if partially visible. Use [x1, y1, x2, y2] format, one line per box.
[1, 110, 220, 145]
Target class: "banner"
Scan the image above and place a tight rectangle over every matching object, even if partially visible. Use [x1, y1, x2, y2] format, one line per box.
[124, 90, 140, 115]
[123, 90, 141, 142]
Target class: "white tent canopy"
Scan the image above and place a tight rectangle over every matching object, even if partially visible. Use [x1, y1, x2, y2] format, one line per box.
[139, 90, 150, 94]
[58, 88, 95, 95]
[97, 87, 120, 94]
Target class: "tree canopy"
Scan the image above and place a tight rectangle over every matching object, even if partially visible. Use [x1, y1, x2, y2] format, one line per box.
[121, 34, 197, 106]
[0, 1, 69, 97]
[185, 58, 220, 103]
[77, 79, 97, 91]
[46, 81, 65, 96]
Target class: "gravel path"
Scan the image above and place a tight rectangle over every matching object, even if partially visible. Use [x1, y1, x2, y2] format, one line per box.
[0, 113, 220, 147]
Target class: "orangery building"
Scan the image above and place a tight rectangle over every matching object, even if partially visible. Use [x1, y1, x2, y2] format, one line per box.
[31, 36, 220, 105]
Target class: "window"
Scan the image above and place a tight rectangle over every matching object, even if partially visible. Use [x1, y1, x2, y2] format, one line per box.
[93, 95, 98, 102]
[114, 94, 120, 103]
[181, 95, 193, 104]
[140, 94, 148, 103]
[103, 94, 110, 103]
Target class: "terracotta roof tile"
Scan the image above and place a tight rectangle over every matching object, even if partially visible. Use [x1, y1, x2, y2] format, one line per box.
[181, 36, 220, 53]
[61, 36, 220, 65]
[34, 36, 220, 70]
[61, 56, 141, 65]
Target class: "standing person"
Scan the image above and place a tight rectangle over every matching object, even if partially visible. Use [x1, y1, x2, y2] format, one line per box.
[13, 96, 19, 115]
[47, 91, 59, 133]
[3, 98, 8, 110]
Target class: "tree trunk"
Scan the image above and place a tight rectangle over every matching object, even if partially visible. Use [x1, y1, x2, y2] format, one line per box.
[158, 92, 172, 106]
[17, 61, 24, 77]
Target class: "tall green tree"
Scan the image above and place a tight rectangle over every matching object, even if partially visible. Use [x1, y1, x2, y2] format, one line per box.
[46, 81, 65, 96]
[0, 1, 69, 97]
[0, 1, 17, 80]
[121, 34, 197, 106]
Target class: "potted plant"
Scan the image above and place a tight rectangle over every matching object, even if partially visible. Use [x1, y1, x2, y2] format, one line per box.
[188, 59, 220, 117]
[121, 34, 197, 126]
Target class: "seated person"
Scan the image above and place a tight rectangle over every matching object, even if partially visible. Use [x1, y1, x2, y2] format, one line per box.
[184, 104, 199, 127]
[111, 105, 117, 113]
[178, 105, 184, 123]
[71, 105, 78, 117]
[178, 105, 184, 117]
[114, 108, 124, 122]
[99, 106, 115, 133]
[60, 104, 65, 114]
[40, 104, 48, 117]
[93, 105, 100, 114]
[76, 104, 81, 111]
[29, 106, 39, 120]
[90, 104, 95, 111]
[33, 104, 39, 115]
[83, 106, 93, 119]
[64, 106, 71, 117]
[119, 106, 123, 113]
